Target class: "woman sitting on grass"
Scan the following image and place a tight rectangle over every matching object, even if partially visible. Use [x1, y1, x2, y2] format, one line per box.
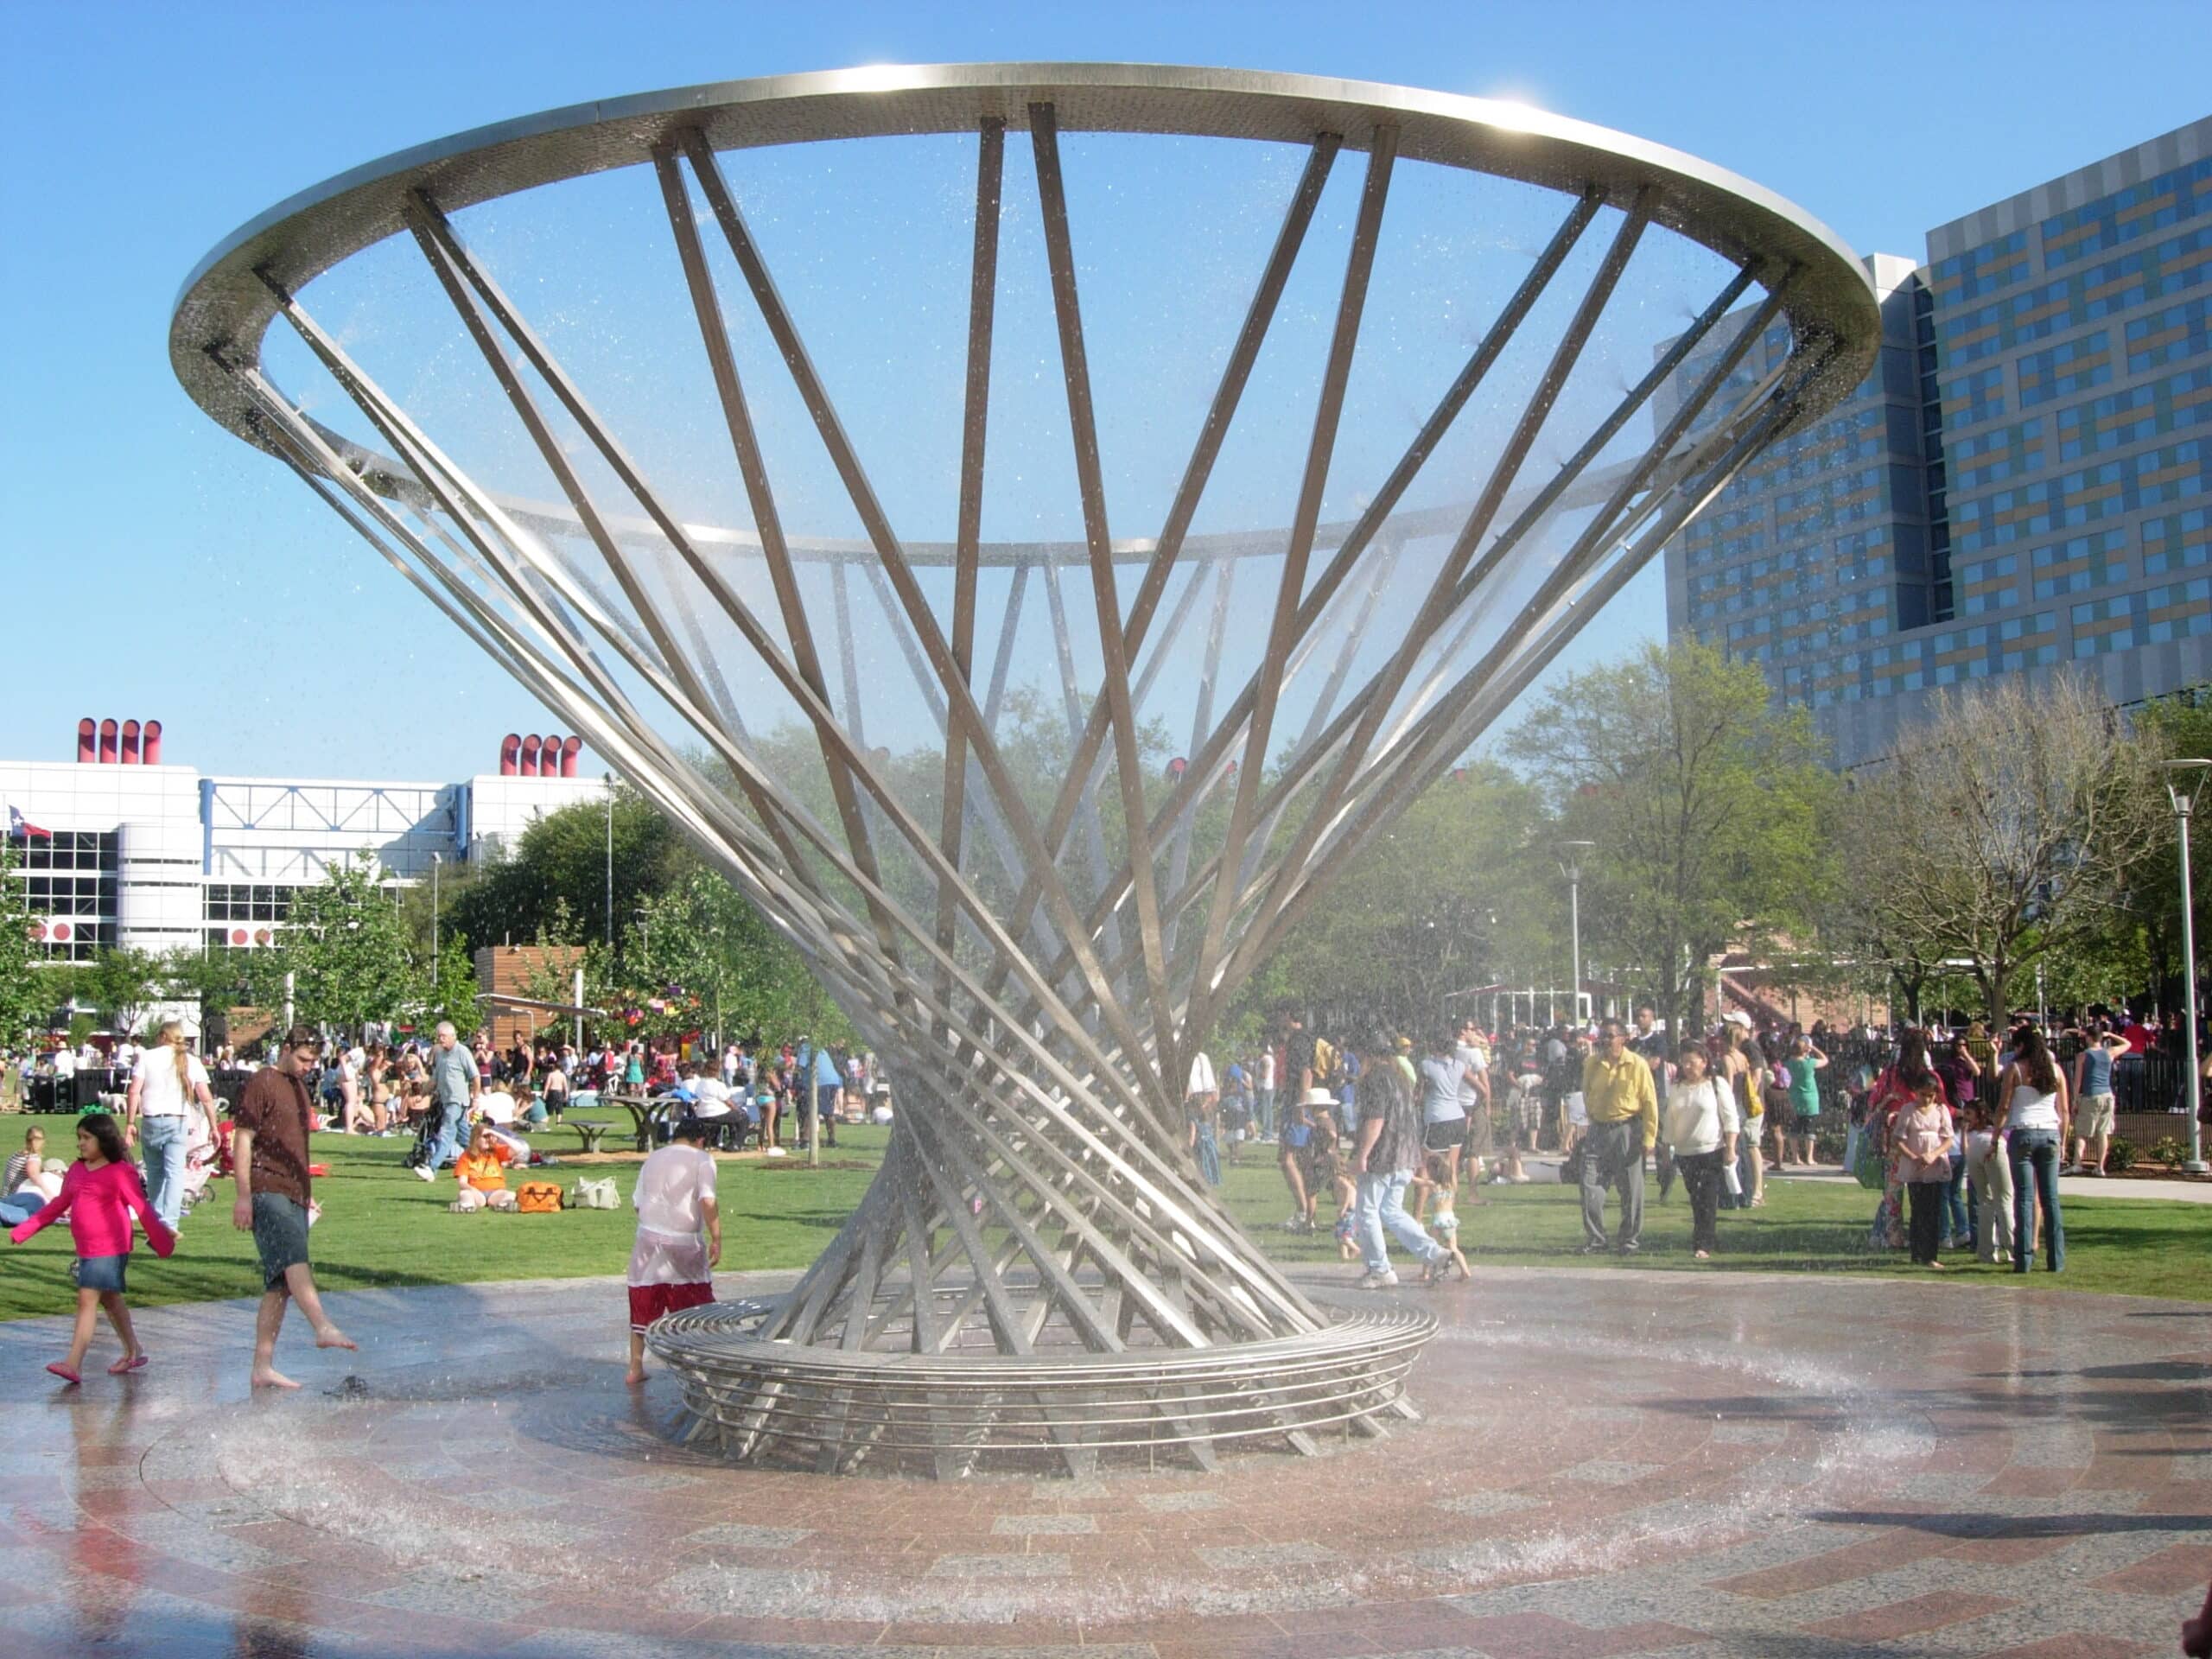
[0, 1125, 64, 1226]
[450, 1123, 518, 1212]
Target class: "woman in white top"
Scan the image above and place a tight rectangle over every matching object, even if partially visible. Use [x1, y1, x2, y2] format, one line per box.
[626, 1113, 721, 1385]
[1995, 1025, 2069, 1274]
[125, 1021, 219, 1234]
[1662, 1044, 1740, 1260]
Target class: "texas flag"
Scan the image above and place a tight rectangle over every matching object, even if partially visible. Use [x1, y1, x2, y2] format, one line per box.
[8, 806, 51, 840]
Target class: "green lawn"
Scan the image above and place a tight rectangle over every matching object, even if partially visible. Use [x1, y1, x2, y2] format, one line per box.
[1211, 1147, 2212, 1301]
[3, 1121, 2208, 1320]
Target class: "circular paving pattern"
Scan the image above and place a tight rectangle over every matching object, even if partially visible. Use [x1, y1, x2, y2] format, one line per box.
[0, 1267, 2207, 1656]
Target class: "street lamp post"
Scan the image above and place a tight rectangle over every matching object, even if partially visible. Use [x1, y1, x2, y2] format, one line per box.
[429, 852, 442, 988]
[603, 772, 615, 953]
[1557, 841, 1595, 1027]
[2164, 759, 2211, 1174]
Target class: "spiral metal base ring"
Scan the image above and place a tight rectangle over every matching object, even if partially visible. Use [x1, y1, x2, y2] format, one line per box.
[647, 1291, 1438, 1478]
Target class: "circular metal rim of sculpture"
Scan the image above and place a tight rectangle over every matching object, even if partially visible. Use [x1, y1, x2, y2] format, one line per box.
[169, 61, 1879, 447]
[645, 1295, 1440, 1471]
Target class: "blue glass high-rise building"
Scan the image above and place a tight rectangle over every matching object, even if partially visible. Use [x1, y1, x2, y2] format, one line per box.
[1665, 118, 2212, 766]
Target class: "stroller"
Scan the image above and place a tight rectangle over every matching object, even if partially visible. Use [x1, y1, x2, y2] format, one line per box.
[403, 1107, 442, 1172]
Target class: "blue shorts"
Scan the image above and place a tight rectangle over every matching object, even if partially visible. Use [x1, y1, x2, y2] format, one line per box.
[74, 1255, 129, 1294]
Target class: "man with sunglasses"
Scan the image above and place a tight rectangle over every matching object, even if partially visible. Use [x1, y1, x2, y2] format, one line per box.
[232, 1026, 355, 1389]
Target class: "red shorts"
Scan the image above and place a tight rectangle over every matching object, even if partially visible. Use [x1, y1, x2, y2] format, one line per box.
[627, 1281, 715, 1333]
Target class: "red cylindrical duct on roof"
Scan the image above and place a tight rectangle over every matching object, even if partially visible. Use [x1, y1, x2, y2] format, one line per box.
[76, 720, 95, 764]
[120, 720, 141, 765]
[558, 735, 582, 778]
[143, 721, 162, 764]
[98, 719, 118, 765]
[499, 734, 520, 776]
[519, 734, 542, 777]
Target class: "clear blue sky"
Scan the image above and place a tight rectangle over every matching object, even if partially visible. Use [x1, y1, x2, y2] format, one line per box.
[3, 0, 2206, 781]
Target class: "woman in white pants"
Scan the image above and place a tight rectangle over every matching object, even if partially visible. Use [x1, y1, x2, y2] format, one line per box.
[1961, 1099, 2012, 1264]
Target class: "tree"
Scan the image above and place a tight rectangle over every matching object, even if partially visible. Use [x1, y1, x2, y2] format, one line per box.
[1842, 671, 2166, 1027]
[418, 932, 482, 1038]
[160, 944, 289, 1037]
[1504, 640, 1834, 1036]
[445, 787, 691, 958]
[625, 868, 851, 1047]
[2079, 686, 2212, 1014]
[0, 844, 54, 1047]
[73, 947, 168, 1039]
[1235, 762, 1557, 1037]
[276, 854, 423, 1034]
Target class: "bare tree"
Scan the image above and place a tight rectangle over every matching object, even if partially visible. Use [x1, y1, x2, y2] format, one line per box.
[1846, 672, 2165, 1027]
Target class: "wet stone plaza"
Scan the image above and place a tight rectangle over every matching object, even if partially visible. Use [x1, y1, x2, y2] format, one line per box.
[0, 1269, 2204, 1657]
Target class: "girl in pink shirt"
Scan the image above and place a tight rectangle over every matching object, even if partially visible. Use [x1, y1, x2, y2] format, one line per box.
[1891, 1077, 1958, 1268]
[8, 1113, 175, 1383]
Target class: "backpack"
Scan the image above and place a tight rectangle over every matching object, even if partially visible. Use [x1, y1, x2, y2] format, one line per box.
[516, 1181, 563, 1215]
[1852, 1117, 1889, 1191]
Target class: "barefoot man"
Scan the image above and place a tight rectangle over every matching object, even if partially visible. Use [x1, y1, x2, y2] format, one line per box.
[231, 1025, 355, 1388]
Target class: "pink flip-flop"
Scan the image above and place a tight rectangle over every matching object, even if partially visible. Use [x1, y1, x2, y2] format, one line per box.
[107, 1355, 148, 1376]
[45, 1362, 80, 1386]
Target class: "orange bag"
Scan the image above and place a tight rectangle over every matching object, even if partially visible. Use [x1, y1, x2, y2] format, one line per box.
[515, 1181, 563, 1214]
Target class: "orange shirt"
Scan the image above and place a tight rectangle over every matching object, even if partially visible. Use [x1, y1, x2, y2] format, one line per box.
[455, 1150, 509, 1192]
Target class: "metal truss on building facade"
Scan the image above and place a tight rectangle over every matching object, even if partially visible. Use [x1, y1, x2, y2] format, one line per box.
[174, 66, 1876, 1475]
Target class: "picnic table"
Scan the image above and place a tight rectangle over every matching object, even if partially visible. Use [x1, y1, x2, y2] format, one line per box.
[568, 1091, 658, 1154]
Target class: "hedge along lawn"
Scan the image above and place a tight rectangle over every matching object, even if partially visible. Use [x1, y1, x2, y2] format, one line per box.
[4, 1119, 2211, 1321]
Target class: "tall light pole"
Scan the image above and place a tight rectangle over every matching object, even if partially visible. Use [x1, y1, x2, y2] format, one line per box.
[429, 852, 442, 988]
[1557, 840, 1595, 1027]
[603, 772, 615, 954]
[2164, 759, 2211, 1174]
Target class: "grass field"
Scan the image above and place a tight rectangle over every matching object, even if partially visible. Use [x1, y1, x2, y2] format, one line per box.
[3, 1116, 2208, 1321]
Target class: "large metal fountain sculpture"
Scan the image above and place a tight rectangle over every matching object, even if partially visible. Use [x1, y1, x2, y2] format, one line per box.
[173, 66, 1875, 1476]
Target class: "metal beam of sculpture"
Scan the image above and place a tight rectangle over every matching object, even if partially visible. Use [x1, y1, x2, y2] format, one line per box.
[174, 65, 1877, 1476]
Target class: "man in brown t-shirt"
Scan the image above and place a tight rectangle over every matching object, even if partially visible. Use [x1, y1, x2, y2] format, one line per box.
[232, 1026, 355, 1389]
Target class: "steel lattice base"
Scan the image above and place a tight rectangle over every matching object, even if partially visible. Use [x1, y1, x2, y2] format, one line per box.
[649, 1293, 1435, 1478]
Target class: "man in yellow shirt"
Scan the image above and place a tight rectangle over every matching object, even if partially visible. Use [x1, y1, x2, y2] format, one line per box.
[1580, 1019, 1657, 1255]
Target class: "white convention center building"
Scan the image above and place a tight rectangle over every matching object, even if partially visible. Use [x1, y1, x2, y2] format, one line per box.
[2, 718, 603, 967]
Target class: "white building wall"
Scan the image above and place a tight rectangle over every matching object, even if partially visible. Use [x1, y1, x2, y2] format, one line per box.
[465, 773, 608, 861]
[2, 753, 609, 969]
[201, 777, 460, 883]
[117, 818, 204, 957]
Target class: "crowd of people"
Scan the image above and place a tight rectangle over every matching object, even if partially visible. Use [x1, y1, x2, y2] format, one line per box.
[1185, 1002, 2209, 1287]
[3, 995, 2206, 1388]
[0, 1017, 889, 1387]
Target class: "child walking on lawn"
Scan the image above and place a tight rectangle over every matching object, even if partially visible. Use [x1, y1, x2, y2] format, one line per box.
[7, 1113, 175, 1383]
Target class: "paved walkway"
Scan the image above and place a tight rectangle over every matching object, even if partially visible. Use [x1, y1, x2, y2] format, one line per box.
[0, 1268, 2205, 1657]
